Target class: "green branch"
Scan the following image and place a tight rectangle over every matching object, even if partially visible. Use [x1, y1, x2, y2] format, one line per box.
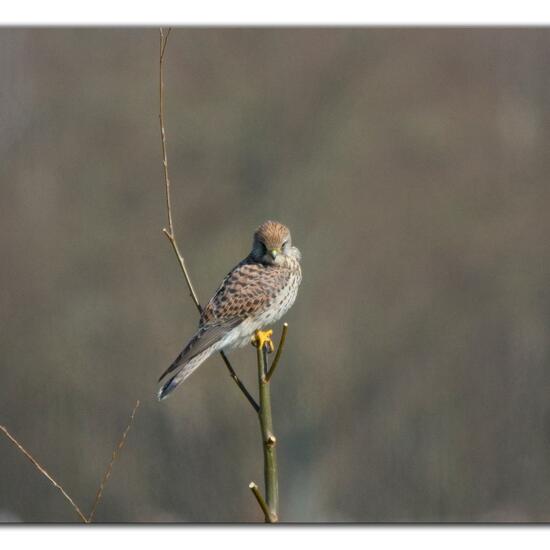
[249, 327, 290, 523]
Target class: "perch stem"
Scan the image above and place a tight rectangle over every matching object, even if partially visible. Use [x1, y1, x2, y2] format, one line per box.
[256, 342, 279, 522]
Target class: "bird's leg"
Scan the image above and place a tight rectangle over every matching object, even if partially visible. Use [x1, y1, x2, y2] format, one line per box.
[253, 329, 275, 354]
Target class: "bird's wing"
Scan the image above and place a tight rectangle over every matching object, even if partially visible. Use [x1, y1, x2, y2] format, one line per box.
[158, 316, 242, 382]
[159, 258, 289, 383]
[200, 258, 281, 323]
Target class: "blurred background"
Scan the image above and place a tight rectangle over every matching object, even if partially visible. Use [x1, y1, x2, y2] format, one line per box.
[1, 28, 550, 522]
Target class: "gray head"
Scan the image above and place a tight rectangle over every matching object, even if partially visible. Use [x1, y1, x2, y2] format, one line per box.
[251, 220, 301, 266]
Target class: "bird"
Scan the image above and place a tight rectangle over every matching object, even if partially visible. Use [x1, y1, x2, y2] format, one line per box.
[157, 220, 302, 400]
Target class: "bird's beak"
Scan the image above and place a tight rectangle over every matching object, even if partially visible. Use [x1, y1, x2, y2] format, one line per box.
[269, 248, 281, 259]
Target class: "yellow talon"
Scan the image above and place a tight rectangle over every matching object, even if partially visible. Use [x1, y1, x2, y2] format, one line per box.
[253, 329, 274, 353]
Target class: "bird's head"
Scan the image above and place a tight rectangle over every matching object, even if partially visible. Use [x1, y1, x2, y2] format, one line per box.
[251, 220, 301, 266]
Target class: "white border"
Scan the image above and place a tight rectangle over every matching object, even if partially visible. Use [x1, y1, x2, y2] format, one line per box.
[2, 2, 550, 546]
[2, 525, 550, 550]
[2, 1, 550, 25]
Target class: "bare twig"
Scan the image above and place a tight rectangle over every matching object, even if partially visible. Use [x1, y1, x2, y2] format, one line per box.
[1, 399, 140, 523]
[157, 28, 258, 412]
[160, 27, 172, 61]
[266, 323, 289, 382]
[87, 400, 141, 522]
[220, 350, 260, 413]
[249, 482, 275, 523]
[0, 424, 88, 523]
[159, 27, 201, 312]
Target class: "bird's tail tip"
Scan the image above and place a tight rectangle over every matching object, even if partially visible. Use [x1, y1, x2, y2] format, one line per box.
[157, 375, 178, 401]
[157, 348, 214, 402]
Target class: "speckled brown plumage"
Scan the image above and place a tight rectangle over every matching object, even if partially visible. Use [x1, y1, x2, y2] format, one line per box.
[158, 220, 302, 400]
[202, 259, 291, 321]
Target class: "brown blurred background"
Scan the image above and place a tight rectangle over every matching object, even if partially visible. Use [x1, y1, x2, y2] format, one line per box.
[1, 28, 550, 522]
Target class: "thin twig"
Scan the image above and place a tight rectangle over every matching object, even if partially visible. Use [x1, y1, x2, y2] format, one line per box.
[87, 400, 140, 522]
[162, 228, 202, 314]
[0, 425, 88, 523]
[220, 351, 260, 413]
[159, 29, 173, 236]
[157, 28, 257, 411]
[1, 398, 140, 523]
[160, 28, 171, 61]
[159, 27, 201, 311]
[266, 323, 288, 382]
[249, 482, 275, 523]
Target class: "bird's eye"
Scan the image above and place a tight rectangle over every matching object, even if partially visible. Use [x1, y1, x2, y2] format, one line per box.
[282, 240, 288, 248]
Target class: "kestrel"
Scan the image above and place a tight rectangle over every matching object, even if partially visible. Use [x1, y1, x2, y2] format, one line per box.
[158, 220, 302, 400]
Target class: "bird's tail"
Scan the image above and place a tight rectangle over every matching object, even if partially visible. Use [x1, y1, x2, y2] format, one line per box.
[157, 346, 216, 401]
